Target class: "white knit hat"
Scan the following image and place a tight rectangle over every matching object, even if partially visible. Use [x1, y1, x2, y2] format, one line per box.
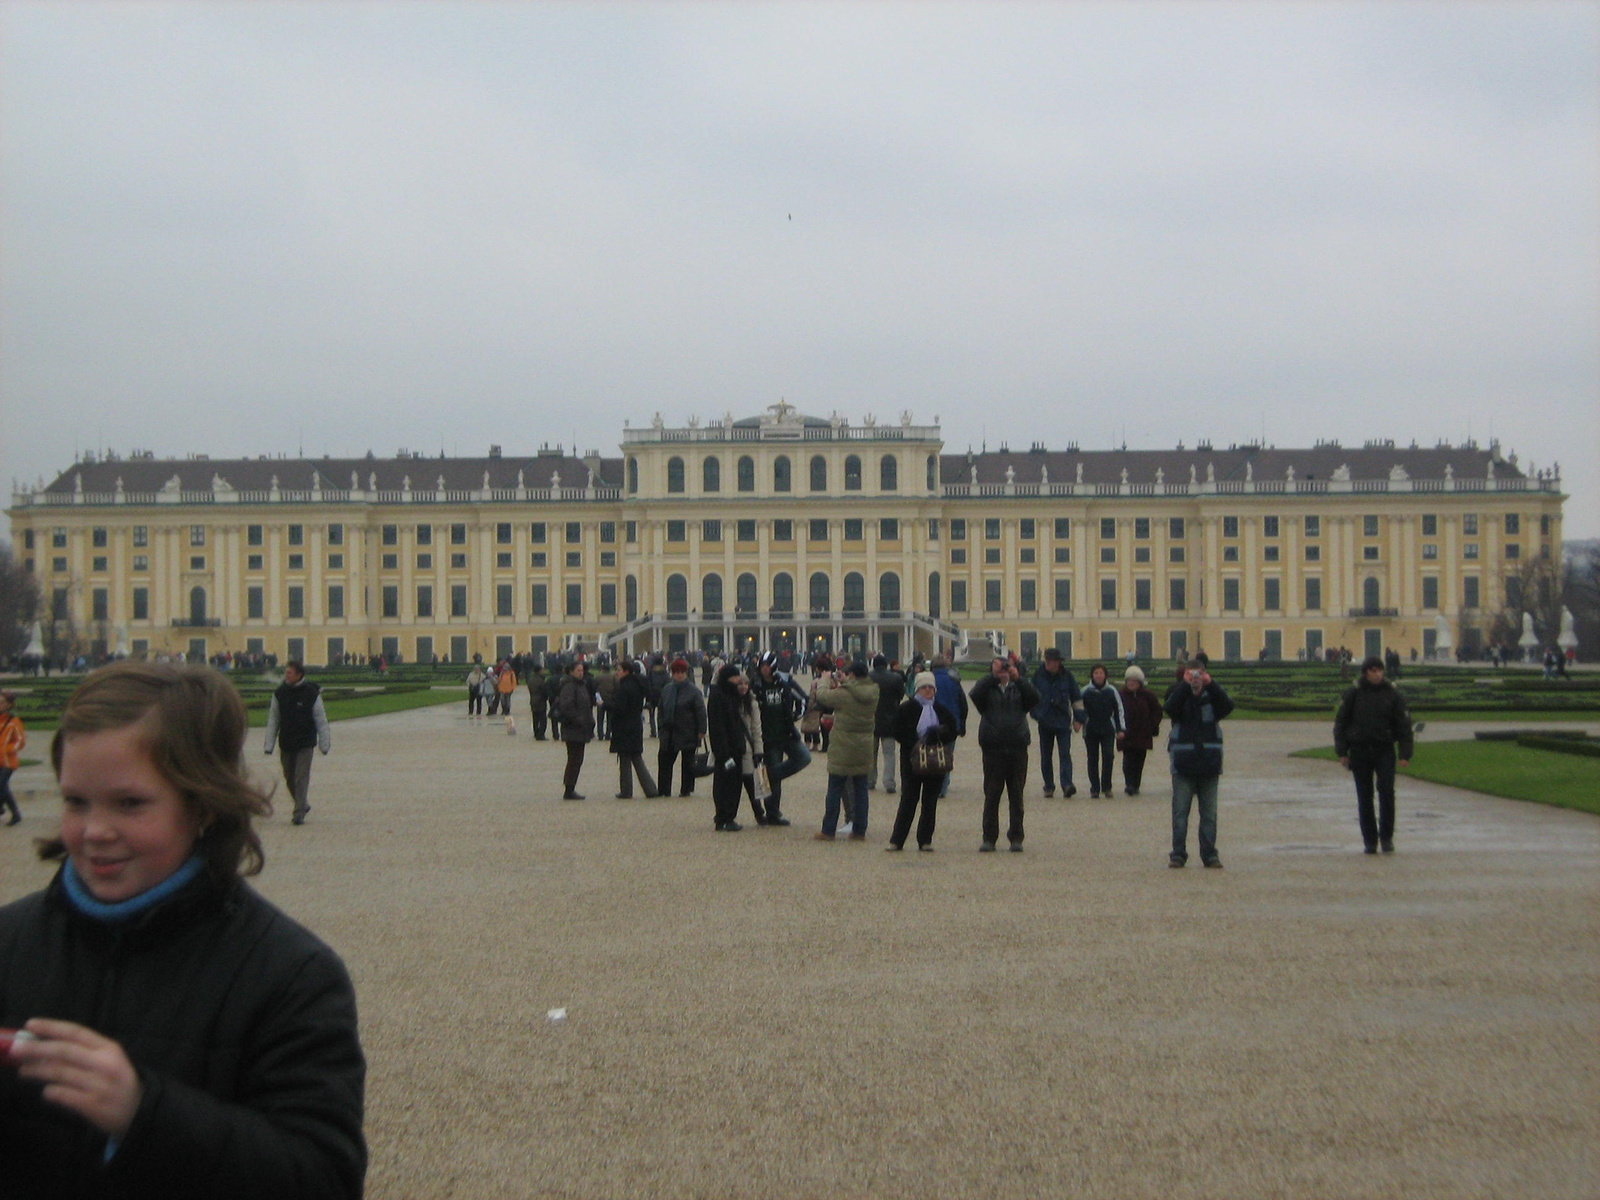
[914, 671, 936, 691]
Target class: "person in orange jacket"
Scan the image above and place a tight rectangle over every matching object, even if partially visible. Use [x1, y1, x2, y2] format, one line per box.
[0, 690, 23, 825]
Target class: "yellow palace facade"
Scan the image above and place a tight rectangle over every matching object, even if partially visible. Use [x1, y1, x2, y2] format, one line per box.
[8, 404, 1565, 667]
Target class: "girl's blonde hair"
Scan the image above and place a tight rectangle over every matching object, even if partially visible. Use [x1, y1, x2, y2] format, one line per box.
[42, 661, 272, 879]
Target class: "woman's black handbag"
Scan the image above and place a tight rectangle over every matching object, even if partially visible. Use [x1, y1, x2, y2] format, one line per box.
[692, 748, 717, 778]
[911, 739, 954, 778]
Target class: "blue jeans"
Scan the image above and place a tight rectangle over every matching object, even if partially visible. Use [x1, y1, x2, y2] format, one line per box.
[1037, 726, 1074, 790]
[823, 773, 868, 835]
[765, 733, 812, 810]
[1170, 771, 1219, 864]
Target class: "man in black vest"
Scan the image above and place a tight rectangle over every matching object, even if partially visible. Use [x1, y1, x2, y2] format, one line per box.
[264, 660, 331, 825]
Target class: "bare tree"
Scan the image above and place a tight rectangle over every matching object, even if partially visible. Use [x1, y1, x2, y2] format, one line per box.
[1561, 540, 1600, 662]
[0, 541, 42, 663]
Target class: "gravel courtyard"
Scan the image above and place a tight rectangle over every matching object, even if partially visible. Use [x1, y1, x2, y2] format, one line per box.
[3, 699, 1596, 1199]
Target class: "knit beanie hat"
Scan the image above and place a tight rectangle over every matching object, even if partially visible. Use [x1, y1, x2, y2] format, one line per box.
[1124, 665, 1146, 683]
[914, 671, 936, 692]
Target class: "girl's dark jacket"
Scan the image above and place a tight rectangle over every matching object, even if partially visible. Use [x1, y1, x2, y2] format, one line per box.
[555, 673, 597, 743]
[607, 671, 650, 756]
[1333, 678, 1415, 759]
[0, 867, 365, 1200]
[706, 681, 754, 767]
[1118, 684, 1164, 752]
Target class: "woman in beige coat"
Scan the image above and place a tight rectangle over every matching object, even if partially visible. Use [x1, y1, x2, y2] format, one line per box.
[811, 660, 880, 839]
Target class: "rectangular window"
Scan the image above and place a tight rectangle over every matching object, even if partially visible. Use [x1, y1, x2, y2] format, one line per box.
[1464, 544, 1479, 560]
[1020, 518, 1035, 539]
[133, 587, 149, 621]
[1100, 631, 1118, 660]
[92, 527, 107, 548]
[1054, 579, 1071, 612]
[1169, 630, 1188, 660]
[531, 584, 547, 616]
[702, 520, 722, 542]
[416, 585, 433, 618]
[565, 522, 582, 544]
[452, 524, 468, 545]
[52, 557, 67, 573]
[600, 552, 616, 568]
[497, 552, 512, 569]
[1463, 577, 1480, 609]
[1100, 547, 1116, 564]
[1305, 545, 1321, 562]
[417, 553, 433, 570]
[92, 588, 108, 622]
[986, 518, 1002, 540]
[1020, 579, 1037, 611]
[529, 523, 546, 543]
[22, 530, 32, 550]
[1222, 546, 1239, 562]
[1422, 577, 1439, 608]
[328, 554, 344, 570]
[1304, 515, 1320, 538]
[288, 553, 305, 571]
[1133, 547, 1150, 564]
[530, 552, 547, 568]
[984, 579, 1002, 613]
[92, 557, 108, 572]
[496, 523, 513, 545]
[288, 524, 304, 546]
[381, 525, 397, 546]
[1504, 513, 1520, 535]
[565, 552, 581, 568]
[809, 519, 829, 542]
[133, 526, 148, 547]
[52, 588, 68, 620]
[1263, 578, 1281, 611]
[1134, 579, 1151, 610]
[1054, 518, 1070, 539]
[1169, 517, 1185, 539]
[327, 524, 344, 546]
[1100, 517, 1116, 539]
[1363, 546, 1379, 561]
[52, 528, 66, 548]
[1054, 547, 1070, 563]
[1263, 516, 1279, 538]
[245, 555, 260, 571]
[381, 586, 398, 619]
[1020, 631, 1038, 660]
[1020, 547, 1036, 564]
[1222, 516, 1239, 539]
[496, 584, 513, 618]
[1169, 546, 1185, 563]
[248, 587, 264, 619]
[1263, 545, 1280, 563]
[1055, 631, 1073, 658]
[1100, 579, 1117, 611]
[1222, 578, 1241, 611]
[1134, 518, 1149, 540]
[737, 520, 757, 542]
[1504, 544, 1520, 559]
[1422, 544, 1438, 560]
[327, 586, 345, 619]
[927, 519, 941, 540]
[565, 583, 582, 617]
[189, 556, 205, 571]
[950, 519, 967, 540]
[951, 548, 967, 564]
[772, 520, 793, 542]
[880, 518, 899, 541]
[1463, 514, 1478, 535]
[382, 553, 400, 570]
[666, 521, 686, 543]
[451, 553, 468, 570]
[1422, 514, 1438, 536]
[190, 525, 206, 547]
[985, 548, 1002, 564]
[950, 580, 967, 612]
[600, 583, 617, 617]
[417, 524, 433, 545]
[1363, 515, 1379, 537]
[626, 521, 637, 543]
[1169, 578, 1186, 611]
[600, 521, 616, 544]
[1304, 577, 1322, 611]
[451, 584, 468, 617]
[843, 519, 863, 541]
[287, 586, 304, 619]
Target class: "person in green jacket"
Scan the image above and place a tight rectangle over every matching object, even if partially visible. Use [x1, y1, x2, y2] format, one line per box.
[810, 661, 879, 840]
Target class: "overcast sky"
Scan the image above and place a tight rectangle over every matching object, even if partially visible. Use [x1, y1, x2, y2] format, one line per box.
[2, 1, 1596, 537]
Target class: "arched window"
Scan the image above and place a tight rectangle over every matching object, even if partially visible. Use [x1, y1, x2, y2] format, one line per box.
[927, 454, 938, 492]
[880, 455, 898, 491]
[625, 575, 638, 621]
[702, 573, 723, 617]
[666, 574, 688, 617]
[809, 572, 830, 618]
[927, 571, 941, 619]
[844, 455, 862, 491]
[189, 586, 207, 624]
[667, 457, 685, 494]
[702, 456, 720, 493]
[737, 456, 755, 492]
[1363, 577, 1380, 610]
[771, 572, 794, 617]
[843, 572, 865, 617]
[809, 455, 827, 492]
[627, 457, 638, 494]
[879, 572, 901, 617]
[736, 573, 758, 617]
[773, 456, 792, 492]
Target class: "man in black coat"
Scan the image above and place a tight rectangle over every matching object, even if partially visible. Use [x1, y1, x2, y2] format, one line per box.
[970, 657, 1041, 852]
[262, 661, 330, 826]
[656, 659, 708, 798]
[1165, 659, 1234, 868]
[608, 659, 659, 798]
[1334, 656, 1414, 854]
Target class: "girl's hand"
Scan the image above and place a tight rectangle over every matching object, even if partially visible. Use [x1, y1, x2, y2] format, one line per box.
[11, 1018, 143, 1137]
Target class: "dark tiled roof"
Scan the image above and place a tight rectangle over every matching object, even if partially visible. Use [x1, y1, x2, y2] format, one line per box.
[41, 454, 625, 495]
[939, 444, 1519, 486]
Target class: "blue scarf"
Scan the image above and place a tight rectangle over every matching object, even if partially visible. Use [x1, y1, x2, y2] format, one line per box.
[62, 853, 206, 924]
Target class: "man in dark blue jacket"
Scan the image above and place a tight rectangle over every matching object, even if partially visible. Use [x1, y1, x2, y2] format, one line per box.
[971, 658, 1041, 852]
[1030, 648, 1083, 798]
[1164, 659, 1234, 869]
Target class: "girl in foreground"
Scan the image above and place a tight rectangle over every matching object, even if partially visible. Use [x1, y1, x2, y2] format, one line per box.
[0, 661, 366, 1199]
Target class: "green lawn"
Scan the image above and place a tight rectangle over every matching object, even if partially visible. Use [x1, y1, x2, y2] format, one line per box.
[20, 686, 460, 736]
[1293, 741, 1600, 816]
